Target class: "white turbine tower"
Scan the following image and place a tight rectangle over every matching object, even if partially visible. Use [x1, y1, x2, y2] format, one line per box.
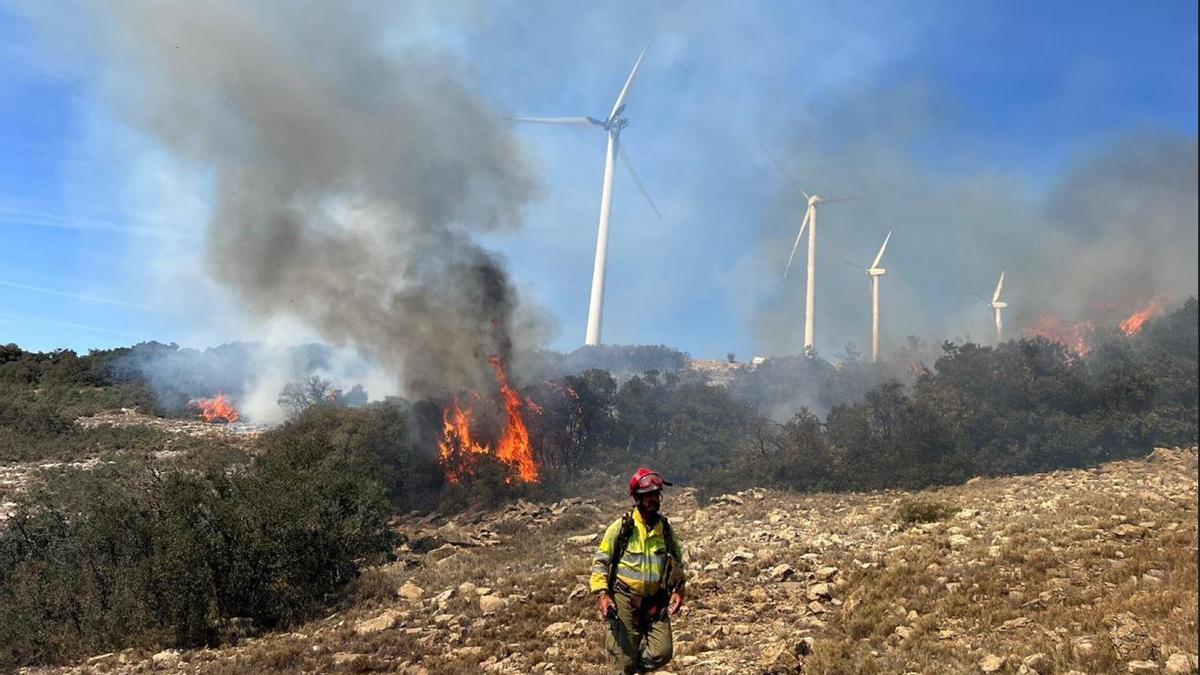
[511, 45, 660, 346]
[763, 148, 855, 354]
[974, 272, 1007, 343]
[842, 231, 892, 363]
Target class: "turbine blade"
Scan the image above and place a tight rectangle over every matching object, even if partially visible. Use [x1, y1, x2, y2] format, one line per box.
[972, 292, 990, 305]
[760, 145, 809, 200]
[870, 230, 892, 270]
[837, 256, 865, 271]
[507, 116, 597, 127]
[610, 43, 650, 121]
[783, 209, 811, 278]
[617, 144, 661, 219]
[992, 271, 1005, 303]
[822, 196, 864, 203]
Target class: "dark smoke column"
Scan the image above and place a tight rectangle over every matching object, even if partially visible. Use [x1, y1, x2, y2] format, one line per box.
[39, 1, 542, 397]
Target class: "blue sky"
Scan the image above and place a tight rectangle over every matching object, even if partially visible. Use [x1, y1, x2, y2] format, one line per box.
[1, 1, 1196, 359]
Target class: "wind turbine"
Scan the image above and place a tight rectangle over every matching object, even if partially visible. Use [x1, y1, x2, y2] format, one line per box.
[510, 45, 660, 346]
[840, 231, 892, 363]
[763, 147, 856, 354]
[973, 272, 1008, 343]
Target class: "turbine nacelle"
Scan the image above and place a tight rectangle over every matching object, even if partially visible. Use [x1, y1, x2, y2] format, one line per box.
[808, 194, 823, 206]
[867, 267, 886, 277]
[992, 301, 1008, 309]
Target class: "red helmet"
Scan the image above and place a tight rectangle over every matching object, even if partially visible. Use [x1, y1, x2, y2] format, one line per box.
[629, 467, 673, 495]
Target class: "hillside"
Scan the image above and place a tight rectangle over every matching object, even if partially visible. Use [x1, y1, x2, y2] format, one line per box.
[33, 446, 1197, 674]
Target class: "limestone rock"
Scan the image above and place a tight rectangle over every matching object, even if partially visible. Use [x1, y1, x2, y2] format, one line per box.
[760, 641, 801, 673]
[354, 609, 402, 635]
[151, 650, 180, 668]
[948, 534, 971, 549]
[1127, 661, 1159, 674]
[1165, 653, 1198, 674]
[1072, 637, 1097, 659]
[979, 654, 1004, 672]
[721, 547, 755, 567]
[766, 563, 796, 581]
[398, 581, 425, 600]
[806, 582, 833, 600]
[1022, 653, 1049, 672]
[1106, 612, 1151, 659]
[814, 565, 839, 581]
[480, 594, 507, 616]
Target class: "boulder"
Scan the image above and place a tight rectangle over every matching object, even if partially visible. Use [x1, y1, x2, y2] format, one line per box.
[721, 547, 755, 567]
[766, 563, 796, 581]
[1072, 637, 1097, 659]
[1106, 612, 1151, 659]
[806, 582, 833, 600]
[1127, 661, 1159, 674]
[1165, 653, 1198, 674]
[978, 654, 1004, 672]
[1022, 653, 1049, 673]
[354, 609, 402, 635]
[814, 566, 839, 581]
[760, 641, 801, 673]
[151, 650, 180, 669]
[398, 581, 425, 600]
[480, 594, 507, 616]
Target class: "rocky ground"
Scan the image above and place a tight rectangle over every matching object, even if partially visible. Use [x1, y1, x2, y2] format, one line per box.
[23, 447, 1198, 675]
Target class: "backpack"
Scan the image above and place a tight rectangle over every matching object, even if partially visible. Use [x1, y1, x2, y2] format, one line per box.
[605, 511, 682, 596]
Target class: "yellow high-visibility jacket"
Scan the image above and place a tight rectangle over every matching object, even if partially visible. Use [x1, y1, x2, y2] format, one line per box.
[589, 508, 686, 598]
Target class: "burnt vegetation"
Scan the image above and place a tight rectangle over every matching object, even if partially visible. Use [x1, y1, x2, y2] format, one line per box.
[0, 298, 1195, 668]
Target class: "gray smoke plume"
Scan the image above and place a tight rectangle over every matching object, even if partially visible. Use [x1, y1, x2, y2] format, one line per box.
[744, 81, 1198, 355]
[27, 1, 543, 397]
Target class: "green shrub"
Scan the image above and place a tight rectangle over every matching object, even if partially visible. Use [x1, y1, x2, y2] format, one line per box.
[0, 429, 395, 668]
[895, 498, 955, 525]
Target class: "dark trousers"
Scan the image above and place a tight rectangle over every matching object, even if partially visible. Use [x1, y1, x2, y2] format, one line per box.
[605, 592, 673, 674]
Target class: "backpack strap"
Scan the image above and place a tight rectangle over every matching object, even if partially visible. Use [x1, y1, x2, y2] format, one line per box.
[660, 516, 684, 593]
[606, 512, 636, 596]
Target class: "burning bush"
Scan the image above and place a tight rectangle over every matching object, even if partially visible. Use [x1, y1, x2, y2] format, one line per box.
[436, 357, 540, 487]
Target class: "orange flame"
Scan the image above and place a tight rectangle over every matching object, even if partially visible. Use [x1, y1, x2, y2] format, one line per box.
[437, 357, 539, 484]
[1119, 298, 1166, 335]
[193, 392, 240, 423]
[1026, 314, 1095, 355]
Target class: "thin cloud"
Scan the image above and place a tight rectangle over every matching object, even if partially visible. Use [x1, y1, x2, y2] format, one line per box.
[0, 310, 146, 339]
[0, 279, 178, 314]
[0, 205, 199, 240]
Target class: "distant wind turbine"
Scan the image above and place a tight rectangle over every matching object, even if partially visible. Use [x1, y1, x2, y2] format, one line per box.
[510, 45, 660, 346]
[840, 231, 892, 363]
[973, 271, 1008, 343]
[762, 147, 858, 354]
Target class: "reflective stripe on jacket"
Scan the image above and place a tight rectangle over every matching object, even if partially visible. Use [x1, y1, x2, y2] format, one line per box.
[588, 509, 685, 597]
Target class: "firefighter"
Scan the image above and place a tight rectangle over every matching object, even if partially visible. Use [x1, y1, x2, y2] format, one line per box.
[589, 468, 687, 674]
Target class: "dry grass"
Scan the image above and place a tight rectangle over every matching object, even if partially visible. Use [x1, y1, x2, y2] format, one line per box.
[42, 450, 1197, 674]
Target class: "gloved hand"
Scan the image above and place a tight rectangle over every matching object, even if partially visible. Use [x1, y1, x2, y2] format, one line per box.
[598, 592, 617, 620]
[668, 591, 684, 616]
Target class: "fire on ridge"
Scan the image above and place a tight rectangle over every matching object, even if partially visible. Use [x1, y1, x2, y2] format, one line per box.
[1025, 296, 1169, 355]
